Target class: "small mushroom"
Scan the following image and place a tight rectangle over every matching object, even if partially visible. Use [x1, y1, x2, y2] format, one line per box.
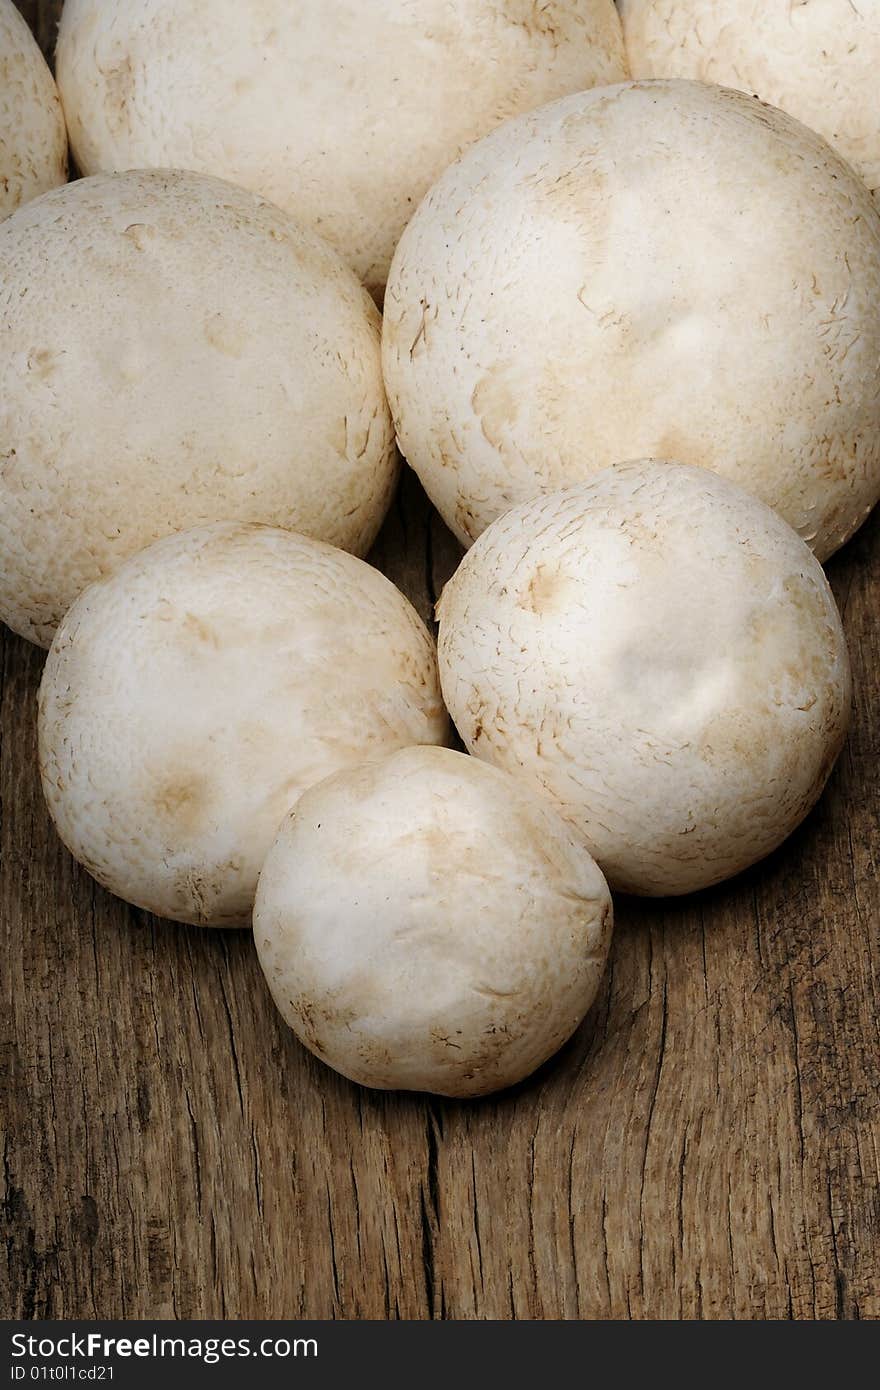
[254, 746, 613, 1097]
[0, 168, 396, 647]
[0, 0, 67, 221]
[38, 524, 449, 927]
[437, 461, 852, 896]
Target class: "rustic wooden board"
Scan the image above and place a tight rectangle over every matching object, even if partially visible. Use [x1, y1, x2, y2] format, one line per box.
[3, 1, 879, 1321]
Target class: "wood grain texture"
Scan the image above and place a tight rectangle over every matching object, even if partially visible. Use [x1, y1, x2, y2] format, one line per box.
[3, 0, 879, 1321]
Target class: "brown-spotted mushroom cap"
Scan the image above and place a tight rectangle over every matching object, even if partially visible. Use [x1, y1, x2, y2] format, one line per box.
[254, 746, 613, 1097]
[0, 169, 396, 647]
[383, 80, 880, 560]
[55, 0, 627, 297]
[0, 0, 67, 221]
[38, 524, 449, 927]
[437, 461, 852, 897]
[621, 0, 880, 202]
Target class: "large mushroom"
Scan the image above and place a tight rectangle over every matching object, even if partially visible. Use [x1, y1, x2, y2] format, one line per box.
[383, 80, 880, 560]
[0, 169, 396, 646]
[437, 461, 852, 897]
[56, 0, 627, 296]
[38, 524, 449, 927]
[0, 0, 67, 220]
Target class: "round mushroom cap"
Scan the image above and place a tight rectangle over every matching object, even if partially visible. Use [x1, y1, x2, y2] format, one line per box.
[55, 0, 627, 296]
[254, 746, 613, 1097]
[437, 461, 852, 897]
[383, 80, 880, 560]
[38, 524, 449, 927]
[621, 0, 880, 202]
[0, 0, 67, 221]
[0, 168, 397, 648]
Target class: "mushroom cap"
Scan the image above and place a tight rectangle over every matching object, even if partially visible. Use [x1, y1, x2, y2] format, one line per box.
[436, 461, 852, 897]
[0, 0, 67, 221]
[620, 0, 880, 201]
[38, 523, 449, 927]
[383, 79, 880, 560]
[55, 0, 626, 296]
[254, 745, 612, 1097]
[0, 169, 396, 647]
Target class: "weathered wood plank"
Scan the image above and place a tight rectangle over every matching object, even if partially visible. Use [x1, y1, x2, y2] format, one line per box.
[3, 0, 878, 1321]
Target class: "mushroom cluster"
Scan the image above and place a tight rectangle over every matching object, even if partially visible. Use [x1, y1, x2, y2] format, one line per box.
[1, 3, 875, 1098]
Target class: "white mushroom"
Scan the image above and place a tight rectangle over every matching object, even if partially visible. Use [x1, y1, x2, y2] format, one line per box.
[0, 0, 67, 221]
[38, 524, 449, 927]
[55, 0, 627, 296]
[620, 0, 880, 202]
[0, 169, 396, 647]
[437, 461, 852, 897]
[383, 80, 880, 560]
[254, 746, 613, 1097]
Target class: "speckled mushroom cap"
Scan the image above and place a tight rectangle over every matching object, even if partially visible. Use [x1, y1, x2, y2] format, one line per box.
[254, 746, 613, 1097]
[437, 461, 852, 897]
[55, 0, 627, 296]
[0, 169, 396, 647]
[383, 80, 880, 560]
[0, 0, 67, 221]
[620, 0, 880, 202]
[38, 524, 449, 927]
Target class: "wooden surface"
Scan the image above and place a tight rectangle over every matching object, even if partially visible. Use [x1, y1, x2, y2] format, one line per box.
[3, 1, 879, 1321]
